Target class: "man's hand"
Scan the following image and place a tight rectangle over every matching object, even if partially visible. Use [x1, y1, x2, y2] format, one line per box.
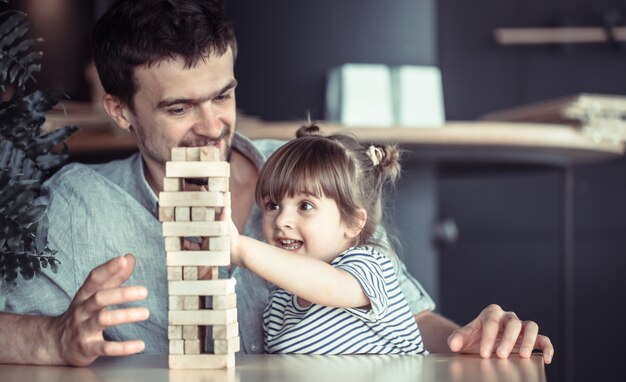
[447, 304, 554, 364]
[50, 254, 149, 366]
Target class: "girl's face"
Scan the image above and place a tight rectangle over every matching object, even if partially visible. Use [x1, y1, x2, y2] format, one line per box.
[261, 192, 357, 263]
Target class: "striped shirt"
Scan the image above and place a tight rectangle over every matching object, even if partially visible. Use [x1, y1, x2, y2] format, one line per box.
[263, 247, 427, 354]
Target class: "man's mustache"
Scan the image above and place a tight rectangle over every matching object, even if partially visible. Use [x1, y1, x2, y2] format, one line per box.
[181, 127, 231, 187]
[181, 126, 230, 147]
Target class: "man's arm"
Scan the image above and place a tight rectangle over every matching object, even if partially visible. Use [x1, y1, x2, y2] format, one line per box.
[0, 312, 66, 365]
[414, 311, 459, 353]
[0, 254, 149, 366]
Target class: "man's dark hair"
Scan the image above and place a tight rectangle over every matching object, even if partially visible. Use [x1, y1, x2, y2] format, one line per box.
[92, 0, 237, 109]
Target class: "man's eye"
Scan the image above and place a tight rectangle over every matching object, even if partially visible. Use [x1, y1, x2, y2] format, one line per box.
[265, 202, 279, 211]
[215, 93, 232, 102]
[169, 107, 185, 115]
[299, 201, 314, 211]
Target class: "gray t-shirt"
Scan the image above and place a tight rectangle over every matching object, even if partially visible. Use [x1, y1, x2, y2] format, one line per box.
[3, 133, 434, 354]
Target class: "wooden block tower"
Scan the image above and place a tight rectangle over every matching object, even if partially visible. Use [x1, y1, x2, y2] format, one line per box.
[159, 146, 239, 369]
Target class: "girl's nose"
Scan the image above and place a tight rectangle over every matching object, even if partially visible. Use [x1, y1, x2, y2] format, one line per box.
[274, 209, 294, 230]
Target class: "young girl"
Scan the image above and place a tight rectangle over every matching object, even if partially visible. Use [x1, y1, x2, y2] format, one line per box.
[227, 124, 426, 355]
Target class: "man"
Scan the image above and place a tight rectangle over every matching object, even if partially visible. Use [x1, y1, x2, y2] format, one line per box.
[0, 0, 552, 366]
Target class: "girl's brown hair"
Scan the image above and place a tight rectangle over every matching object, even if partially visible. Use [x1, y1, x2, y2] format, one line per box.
[255, 124, 400, 247]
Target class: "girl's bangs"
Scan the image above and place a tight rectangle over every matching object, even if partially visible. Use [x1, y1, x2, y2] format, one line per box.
[259, 159, 325, 204]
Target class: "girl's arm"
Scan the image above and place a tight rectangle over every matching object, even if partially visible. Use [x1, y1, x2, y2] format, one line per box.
[236, 236, 369, 308]
[224, 207, 368, 308]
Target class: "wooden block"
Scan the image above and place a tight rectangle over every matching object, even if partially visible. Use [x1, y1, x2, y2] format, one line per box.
[169, 309, 237, 325]
[171, 147, 187, 161]
[185, 340, 201, 355]
[167, 266, 183, 281]
[183, 325, 199, 340]
[163, 177, 181, 192]
[169, 296, 184, 310]
[170, 339, 185, 354]
[175, 207, 191, 221]
[209, 236, 229, 251]
[169, 353, 235, 369]
[213, 322, 239, 340]
[159, 191, 224, 207]
[183, 266, 198, 280]
[166, 251, 230, 267]
[191, 207, 216, 221]
[168, 279, 236, 296]
[165, 237, 182, 251]
[214, 336, 240, 354]
[210, 266, 220, 280]
[168, 325, 182, 339]
[183, 295, 200, 310]
[166, 162, 229, 178]
[186, 147, 200, 161]
[162, 221, 228, 237]
[168, 368, 236, 381]
[213, 294, 237, 310]
[200, 146, 221, 162]
[208, 177, 229, 192]
[159, 207, 175, 222]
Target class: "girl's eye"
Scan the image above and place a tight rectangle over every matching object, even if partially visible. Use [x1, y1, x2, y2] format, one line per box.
[265, 201, 279, 211]
[299, 201, 314, 211]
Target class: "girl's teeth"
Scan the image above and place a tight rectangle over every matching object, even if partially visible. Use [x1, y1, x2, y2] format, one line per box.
[279, 239, 301, 250]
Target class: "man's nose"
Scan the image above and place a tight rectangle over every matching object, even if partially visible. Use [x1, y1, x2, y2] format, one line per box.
[193, 103, 221, 137]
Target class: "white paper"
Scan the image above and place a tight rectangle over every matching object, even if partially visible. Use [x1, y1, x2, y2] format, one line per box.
[325, 64, 394, 127]
[391, 65, 445, 127]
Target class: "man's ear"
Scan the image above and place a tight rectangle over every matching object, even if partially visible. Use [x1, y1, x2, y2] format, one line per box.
[345, 208, 367, 240]
[102, 94, 133, 131]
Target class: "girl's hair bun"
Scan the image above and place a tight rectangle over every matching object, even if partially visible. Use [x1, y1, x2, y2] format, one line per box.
[296, 123, 322, 138]
[377, 144, 400, 183]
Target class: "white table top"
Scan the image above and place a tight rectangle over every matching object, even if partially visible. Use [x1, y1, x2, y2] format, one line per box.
[0, 353, 547, 382]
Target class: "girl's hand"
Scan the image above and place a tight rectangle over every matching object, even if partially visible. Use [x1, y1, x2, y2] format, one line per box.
[219, 206, 243, 266]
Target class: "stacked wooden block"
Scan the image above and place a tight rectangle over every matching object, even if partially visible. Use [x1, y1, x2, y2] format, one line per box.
[159, 146, 239, 369]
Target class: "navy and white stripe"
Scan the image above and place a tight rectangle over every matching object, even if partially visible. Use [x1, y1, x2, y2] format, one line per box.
[263, 247, 427, 354]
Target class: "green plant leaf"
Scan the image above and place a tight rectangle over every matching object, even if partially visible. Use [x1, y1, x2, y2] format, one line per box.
[0, 18, 31, 51]
[0, 12, 24, 45]
[5, 223, 23, 252]
[0, 5, 72, 285]
[34, 213, 48, 252]
[8, 50, 40, 83]
[14, 204, 45, 226]
[7, 37, 37, 56]
[48, 256, 59, 273]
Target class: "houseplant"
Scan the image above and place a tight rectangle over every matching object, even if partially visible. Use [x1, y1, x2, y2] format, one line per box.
[0, 1, 76, 291]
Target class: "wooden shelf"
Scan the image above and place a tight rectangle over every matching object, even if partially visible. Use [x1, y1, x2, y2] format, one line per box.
[44, 102, 623, 165]
[480, 93, 626, 125]
[239, 121, 624, 166]
[494, 27, 626, 45]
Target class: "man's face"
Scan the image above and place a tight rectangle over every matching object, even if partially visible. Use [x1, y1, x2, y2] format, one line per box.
[126, 49, 237, 168]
